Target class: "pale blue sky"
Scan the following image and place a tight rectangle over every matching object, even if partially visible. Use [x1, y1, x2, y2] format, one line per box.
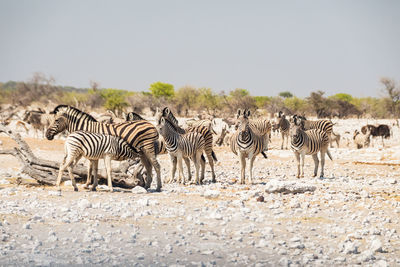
[0, 0, 399, 97]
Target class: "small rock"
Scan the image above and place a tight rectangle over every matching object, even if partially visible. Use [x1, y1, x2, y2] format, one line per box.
[256, 196, 264, 202]
[342, 241, 359, 254]
[204, 190, 220, 199]
[370, 238, 383, 252]
[131, 186, 148, 194]
[48, 191, 61, 196]
[23, 223, 31, 230]
[78, 199, 92, 209]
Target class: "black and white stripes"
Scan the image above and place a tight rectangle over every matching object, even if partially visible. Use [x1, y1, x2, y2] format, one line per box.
[290, 117, 332, 178]
[56, 131, 141, 192]
[231, 109, 267, 184]
[156, 117, 206, 185]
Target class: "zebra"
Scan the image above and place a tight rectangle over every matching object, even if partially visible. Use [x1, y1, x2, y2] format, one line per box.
[125, 110, 197, 181]
[185, 119, 217, 135]
[290, 117, 332, 178]
[230, 109, 266, 184]
[46, 105, 162, 192]
[158, 107, 217, 183]
[156, 116, 206, 185]
[57, 131, 141, 192]
[293, 115, 333, 147]
[235, 109, 271, 158]
[273, 111, 290, 149]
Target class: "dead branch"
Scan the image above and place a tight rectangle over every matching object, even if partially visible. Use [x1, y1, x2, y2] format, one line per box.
[0, 125, 145, 188]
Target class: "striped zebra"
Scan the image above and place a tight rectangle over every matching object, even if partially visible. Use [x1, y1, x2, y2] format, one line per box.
[46, 105, 162, 192]
[156, 116, 206, 185]
[235, 109, 271, 158]
[230, 109, 266, 184]
[290, 117, 332, 178]
[293, 114, 333, 146]
[185, 119, 217, 135]
[57, 131, 141, 192]
[273, 111, 290, 149]
[125, 110, 197, 181]
[158, 107, 217, 183]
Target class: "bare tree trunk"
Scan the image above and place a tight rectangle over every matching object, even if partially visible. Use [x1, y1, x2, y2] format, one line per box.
[0, 125, 145, 188]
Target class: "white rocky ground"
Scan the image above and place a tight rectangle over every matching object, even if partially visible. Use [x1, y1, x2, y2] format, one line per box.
[0, 119, 399, 266]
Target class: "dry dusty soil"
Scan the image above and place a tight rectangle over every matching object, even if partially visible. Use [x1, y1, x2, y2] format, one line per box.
[0, 120, 399, 266]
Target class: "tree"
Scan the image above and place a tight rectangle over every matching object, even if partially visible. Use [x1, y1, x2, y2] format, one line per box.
[381, 77, 400, 117]
[279, 91, 293, 98]
[100, 89, 128, 115]
[306, 91, 333, 118]
[149, 82, 174, 99]
[174, 86, 199, 116]
[331, 93, 353, 102]
[227, 88, 256, 112]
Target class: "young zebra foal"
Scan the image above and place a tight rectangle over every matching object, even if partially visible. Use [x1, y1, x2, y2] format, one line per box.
[156, 117, 206, 185]
[290, 119, 332, 178]
[57, 131, 141, 192]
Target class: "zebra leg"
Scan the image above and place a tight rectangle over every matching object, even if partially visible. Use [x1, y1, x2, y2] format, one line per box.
[148, 154, 162, 192]
[177, 154, 185, 185]
[281, 132, 284, 150]
[140, 154, 153, 189]
[56, 155, 74, 191]
[66, 165, 78, 191]
[200, 154, 206, 184]
[249, 154, 256, 184]
[195, 151, 204, 185]
[205, 149, 216, 183]
[294, 152, 301, 178]
[300, 153, 305, 178]
[104, 155, 114, 192]
[312, 154, 319, 177]
[84, 159, 93, 189]
[91, 160, 99, 191]
[168, 154, 177, 184]
[240, 153, 246, 184]
[320, 150, 326, 178]
[183, 157, 192, 181]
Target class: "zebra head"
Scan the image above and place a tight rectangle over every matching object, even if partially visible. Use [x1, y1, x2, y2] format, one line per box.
[235, 109, 251, 130]
[126, 111, 145, 121]
[45, 115, 68, 140]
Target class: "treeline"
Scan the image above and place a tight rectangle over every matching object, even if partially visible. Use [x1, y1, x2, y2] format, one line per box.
[1, 73, 399, 119]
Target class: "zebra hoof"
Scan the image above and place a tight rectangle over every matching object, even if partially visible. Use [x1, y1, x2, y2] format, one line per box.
[74, 188, 78, 192]
[91, 187, 97, 192]
[261, 152, 268, 159]
[155, 187, 161, 192]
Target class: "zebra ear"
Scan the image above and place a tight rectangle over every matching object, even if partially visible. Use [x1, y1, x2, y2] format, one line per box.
[163, 107, 170, 116]
[160, 117, 165, 125]
[245, 109, 251, 117]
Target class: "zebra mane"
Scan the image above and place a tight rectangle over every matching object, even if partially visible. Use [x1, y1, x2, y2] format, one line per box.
[161, 107, 185, 134]
[51, 105, 97, 122]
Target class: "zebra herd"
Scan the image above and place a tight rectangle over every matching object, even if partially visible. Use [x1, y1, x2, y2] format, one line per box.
[44, 105, 336, 192]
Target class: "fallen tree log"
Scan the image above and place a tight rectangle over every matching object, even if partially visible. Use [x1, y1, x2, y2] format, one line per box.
[0, 125, 145, 188]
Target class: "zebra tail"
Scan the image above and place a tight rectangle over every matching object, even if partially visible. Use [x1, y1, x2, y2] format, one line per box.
[212, 150, 218, 162]
[326, 149, 333, 161]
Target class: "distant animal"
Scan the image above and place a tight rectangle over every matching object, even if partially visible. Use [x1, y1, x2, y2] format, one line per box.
[230, 109, 267, 184]
[57, 131, 141, 192]
[273, 111, 290, 149]
[125, 111, 145, 121]
[361, 124, 390, 147]
[23, 109, 54, 138]
[290, 117, 332, 178]
[215, 125, 228, 146]
[353, 128, 371, 149]
[330, 132, 341, 148]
